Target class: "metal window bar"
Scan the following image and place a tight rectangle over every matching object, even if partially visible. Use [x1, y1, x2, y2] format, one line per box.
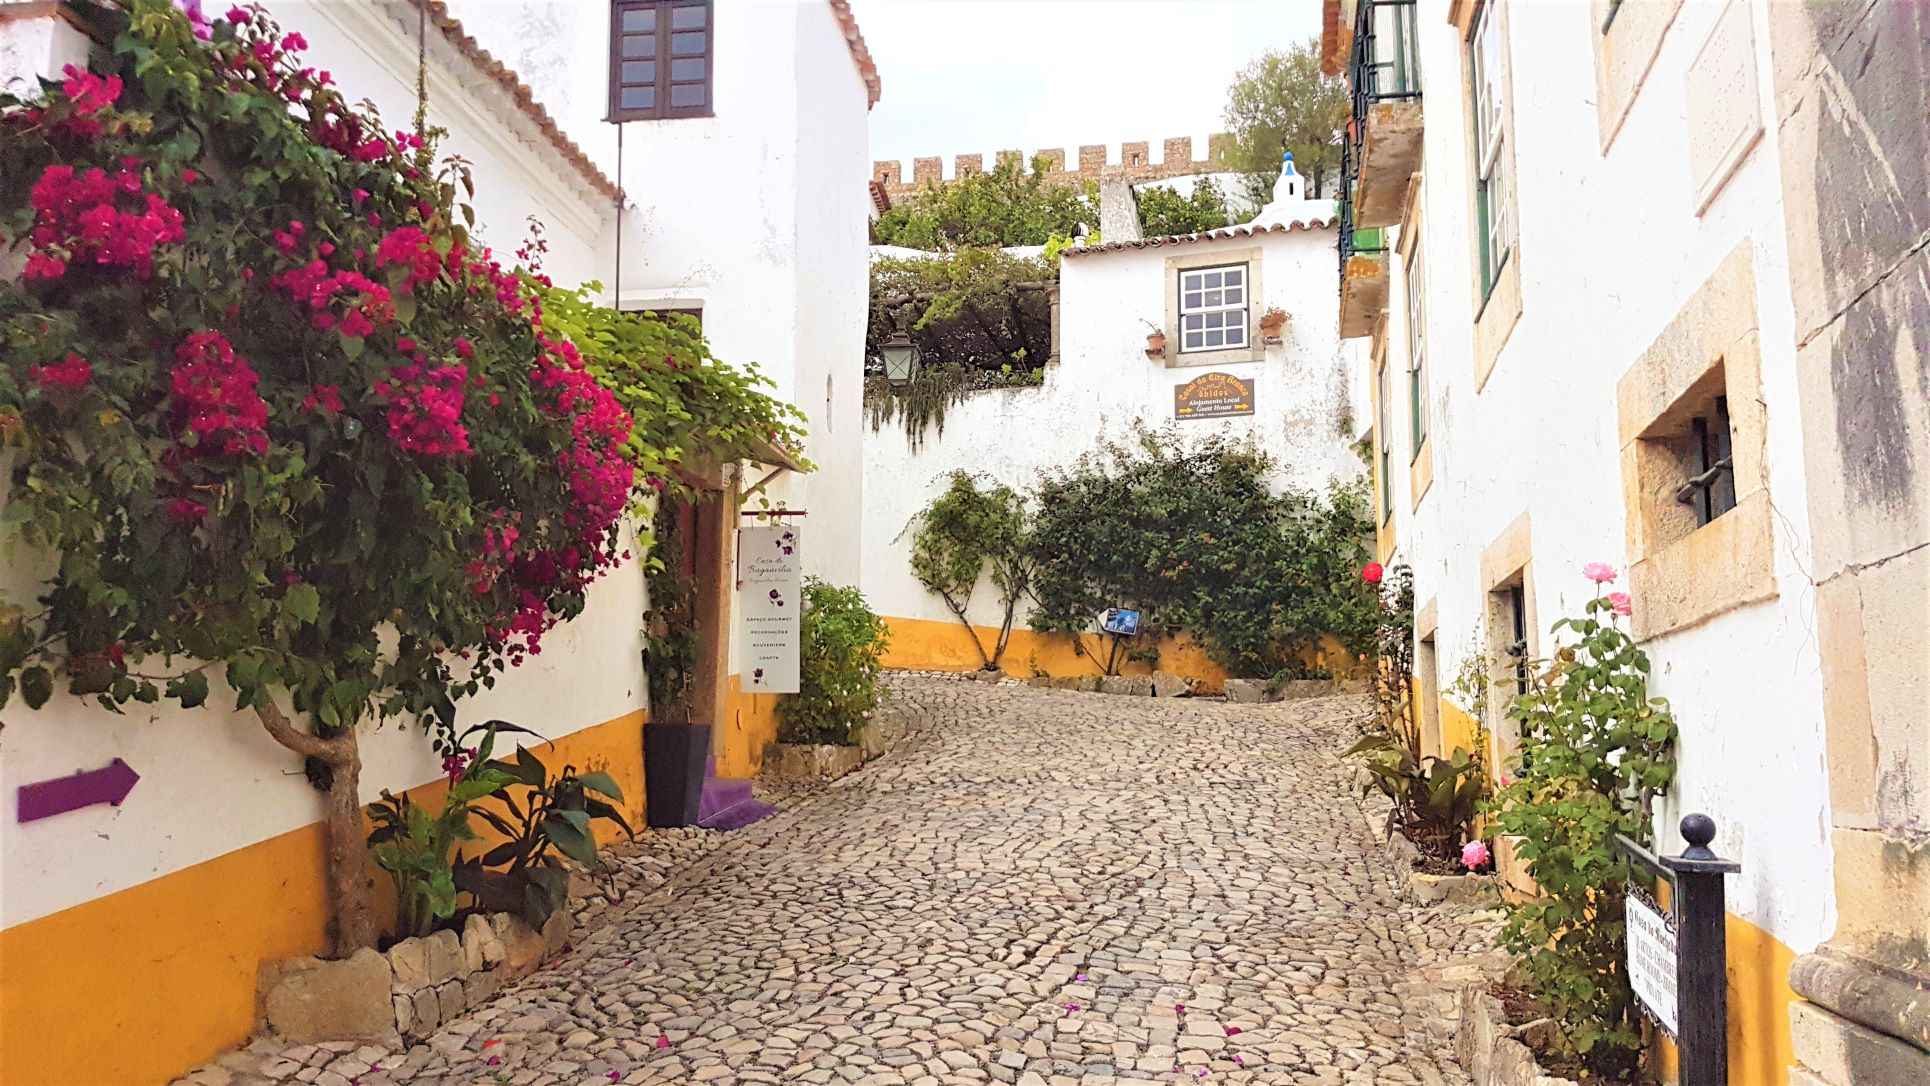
[1508, 583, 1527, 695]
[1675, 396, 1736, 524]
[1336, 0, 1421, 278]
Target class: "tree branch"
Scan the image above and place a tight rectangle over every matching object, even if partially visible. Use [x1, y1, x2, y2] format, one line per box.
[256, 698, 353, 762]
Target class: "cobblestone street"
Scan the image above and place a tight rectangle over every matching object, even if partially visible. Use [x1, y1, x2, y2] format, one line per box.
[183, 674, 1500, 1086]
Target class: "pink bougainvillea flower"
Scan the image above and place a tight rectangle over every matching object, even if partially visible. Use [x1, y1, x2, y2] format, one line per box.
[1075, 973, 1088, 982]
[225, 5, 249, 24]
[281, 31, 307, 52]
[606, 1072, 620, 1083]
[1174, 1003, 1186, 1014]
[1224, 1025, 1242, 1036]
[1607, 591, 1632, 617]
[29, 351, 92, 392]
[654, 1034, 671, 1050]
[1582, 561, 1618, 584]
[171, 0, 212, 39]
[484, 1055, 501, 1067]
[1063, 1002, 1079, 1012]
[1361, 561, 1384, 585]
[1462, 840, 1491, 871]
[165, 498, 208, 525]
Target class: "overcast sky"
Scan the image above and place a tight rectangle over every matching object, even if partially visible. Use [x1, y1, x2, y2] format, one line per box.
[859, 0, 1323, 170]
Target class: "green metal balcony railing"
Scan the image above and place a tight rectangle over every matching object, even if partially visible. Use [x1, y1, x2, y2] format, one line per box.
[1336, 0, 1421, 280]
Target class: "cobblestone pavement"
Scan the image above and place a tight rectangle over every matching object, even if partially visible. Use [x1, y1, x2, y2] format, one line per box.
[181, 673, 1503, 1086]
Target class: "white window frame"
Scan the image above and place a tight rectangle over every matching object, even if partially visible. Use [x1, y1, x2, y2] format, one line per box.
[1162, 248, 1263, 367]
[1177, 263, 1250, 355]
[1471, 2, 1515, 297]
[1378, 354, 1394, 524]
[1406, 252, 1428, 455]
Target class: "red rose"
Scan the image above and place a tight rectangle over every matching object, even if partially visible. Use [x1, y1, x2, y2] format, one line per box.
[1362, 562, 1384, 585]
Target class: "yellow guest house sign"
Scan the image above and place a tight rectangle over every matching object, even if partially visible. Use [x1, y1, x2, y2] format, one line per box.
[1173, 372, 1255, 420]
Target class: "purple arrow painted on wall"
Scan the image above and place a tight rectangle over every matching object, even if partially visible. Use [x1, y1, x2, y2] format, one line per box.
[16, 758, 140, 823]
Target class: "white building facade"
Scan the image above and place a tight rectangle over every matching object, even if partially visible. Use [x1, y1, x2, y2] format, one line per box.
[0, 3, 879, 1082]
[1326, 0, 1928, 1081]
[860, 169, 1367, 681]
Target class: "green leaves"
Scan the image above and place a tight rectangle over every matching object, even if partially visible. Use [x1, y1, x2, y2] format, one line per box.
[166, 669, 208, 709]
[775, 578, 889, 746]
[20, 666, 53, 710]
[285, 583, 320, 625]
[1486, 589, 1678, 1080]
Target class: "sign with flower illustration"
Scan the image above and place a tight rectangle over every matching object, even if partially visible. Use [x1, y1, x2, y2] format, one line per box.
[1173, 372, 1255, 420]
[737, 525, 802, 693]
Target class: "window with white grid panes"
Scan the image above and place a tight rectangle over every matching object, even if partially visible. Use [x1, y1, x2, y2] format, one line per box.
[1177, 264, 1249, 353]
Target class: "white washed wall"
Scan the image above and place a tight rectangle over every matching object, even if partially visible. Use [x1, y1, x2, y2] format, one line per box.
[0, 4, 639, 929]
[861, 225, 1365, 630]
[1380, 0, 1832, 953]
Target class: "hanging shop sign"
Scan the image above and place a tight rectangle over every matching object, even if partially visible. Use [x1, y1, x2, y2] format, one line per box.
[1099, 608, 1143, 636]
[737, 524, 802, 694]
[1174, 372, 1255, 419]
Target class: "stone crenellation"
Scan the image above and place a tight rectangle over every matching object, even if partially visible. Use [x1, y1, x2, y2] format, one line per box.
[872, 134, 1238, 200]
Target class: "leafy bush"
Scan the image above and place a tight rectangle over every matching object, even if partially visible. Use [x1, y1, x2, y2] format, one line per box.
[366, 720, 532, 938]
[865, 249, 1055, 445]
[1488, 568, 1677, 1076]
[1025, 427, 1377, 675]
[873, 155, 1098, 250]
[458, 743, 634, 931]
[910, 472, 1030, 669]
[0, 0, 636, 952]
[1136, 177, 1232, 236]
[539, 281, 808, 497]
[776, 578, 889, 746]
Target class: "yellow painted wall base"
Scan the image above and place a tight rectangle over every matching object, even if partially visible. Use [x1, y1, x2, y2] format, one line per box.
[715, 673, 781, 778]
[0, 708, 646, 1086]
[878, 614, 1363, 694]
[1653, 911, 1797, 1085]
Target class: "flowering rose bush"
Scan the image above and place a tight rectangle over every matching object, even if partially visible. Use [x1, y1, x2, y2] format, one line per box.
[0, 0, 638, 952]
[1485, 564, 1677, 1075]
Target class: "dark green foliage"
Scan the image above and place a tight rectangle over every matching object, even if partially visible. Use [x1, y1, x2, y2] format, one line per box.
[910, 472, 1030, 669]
[873, 156, 1098, 250]
[1024, 427, 1377, 676]
[458, 743, 634, 931]
[366, 720, 526, 938]
[1489, 592, 1680, 1076]
[640, 497, 697, 716]
[1136, 178, 1232, 237]
[866, 250, 1054, 445]
[1222, 41, 1349, 202]
[776, 578, 890, 746]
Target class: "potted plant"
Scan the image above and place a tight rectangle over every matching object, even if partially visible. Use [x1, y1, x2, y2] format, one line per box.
[1259, 307, 1289, 344]
[1142, 319, 1167, 358]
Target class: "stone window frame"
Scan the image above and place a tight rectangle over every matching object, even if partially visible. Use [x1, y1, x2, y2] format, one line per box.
[1480, 511, 1536, 768]
[1415, 596, 1442, 758]
[1162, 247, 1264, 368]
[1615, 243, 1777, 641]
[1448, 0, 1524, 392]
[1589, 0, 1686, 151]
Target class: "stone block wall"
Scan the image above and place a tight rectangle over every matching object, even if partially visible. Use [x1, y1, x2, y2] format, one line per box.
[257, 911, 571, 1046]
[872, 134, 1236, 201]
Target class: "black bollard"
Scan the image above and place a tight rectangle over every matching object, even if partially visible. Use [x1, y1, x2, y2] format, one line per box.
[1660, 813, 1741, 1086]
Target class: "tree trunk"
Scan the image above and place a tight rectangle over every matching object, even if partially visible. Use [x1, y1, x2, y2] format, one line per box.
[256, 700, 381, 956]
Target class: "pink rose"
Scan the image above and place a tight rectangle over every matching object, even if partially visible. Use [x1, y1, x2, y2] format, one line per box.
[1583, 561, 1618, 584]
[1607, 591, 1632, 617]
[1461, 840, 1490, 871]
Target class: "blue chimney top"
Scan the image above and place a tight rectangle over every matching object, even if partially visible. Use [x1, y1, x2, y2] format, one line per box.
[1281, 149, 1297, 174]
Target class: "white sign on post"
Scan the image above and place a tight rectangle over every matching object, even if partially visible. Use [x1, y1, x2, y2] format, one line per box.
[1626, 891, 1679, 1037]
[737, 524, 802, 694]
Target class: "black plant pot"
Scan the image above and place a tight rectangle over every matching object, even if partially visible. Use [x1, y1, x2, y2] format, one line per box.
[643, 722, 711, 828]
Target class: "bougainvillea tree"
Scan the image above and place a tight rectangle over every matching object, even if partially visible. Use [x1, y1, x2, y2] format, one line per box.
[0, 1, 635, 953]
